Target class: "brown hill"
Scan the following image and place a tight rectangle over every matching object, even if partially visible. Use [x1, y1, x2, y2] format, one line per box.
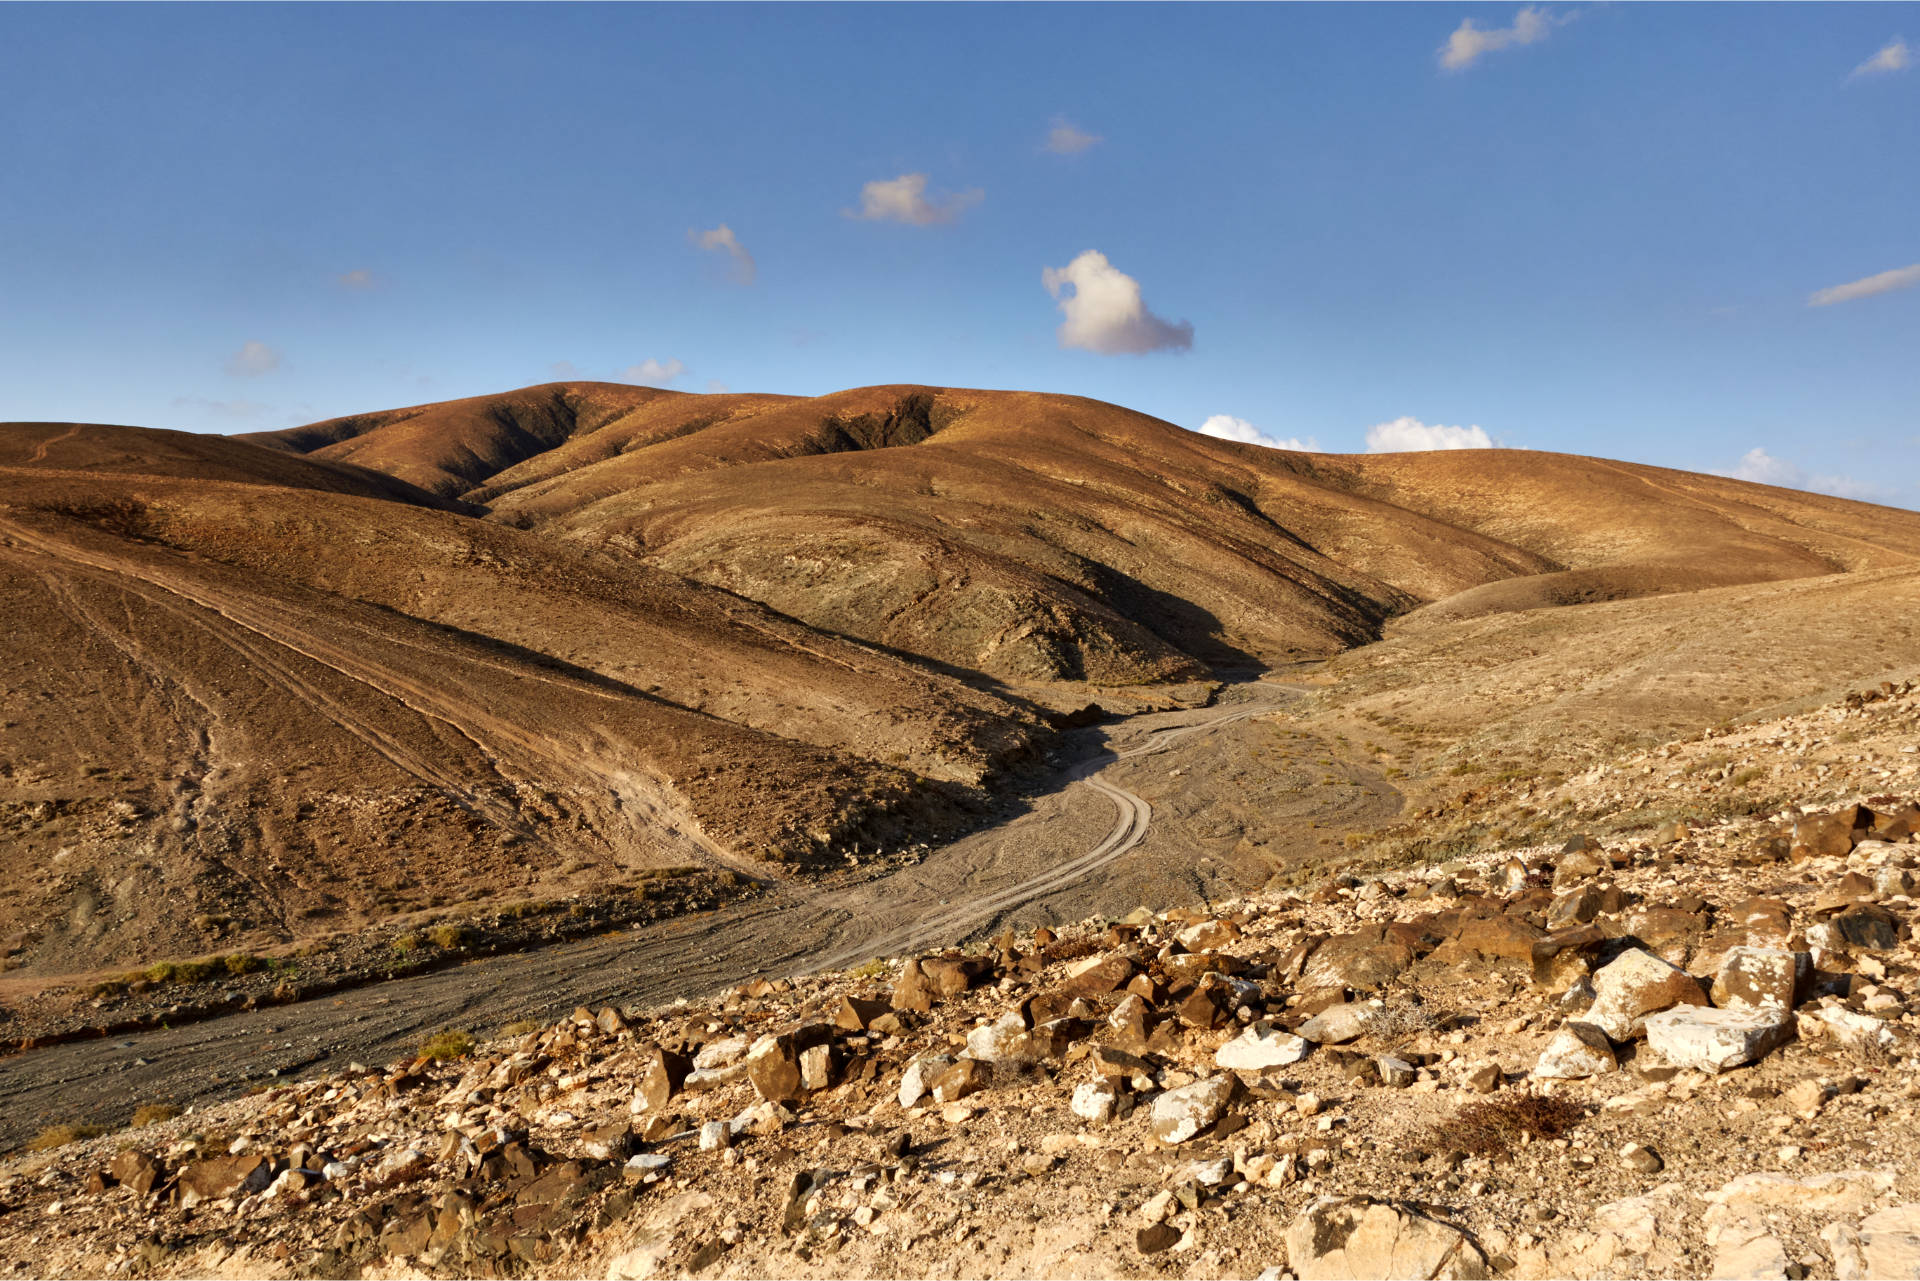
[8, 382, 1920, 983]
[253, 382, 1920, 682]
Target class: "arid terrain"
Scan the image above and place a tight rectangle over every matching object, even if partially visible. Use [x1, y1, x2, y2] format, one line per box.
[4, 383, 1920, 1277]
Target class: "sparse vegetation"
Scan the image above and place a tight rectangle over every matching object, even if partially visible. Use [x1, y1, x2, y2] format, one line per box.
[499, 1018, 541, 1037]
[131, 1103, 182, 1127]
[1440, 1093, 1588, 1160]
[425, 923, 471, 949]
[417, 1029, 475, 1062]
[25, 1122, 109, 1152]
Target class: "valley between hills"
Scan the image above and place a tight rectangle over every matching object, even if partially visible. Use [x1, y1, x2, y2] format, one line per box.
[3, 382, 1920, 1150]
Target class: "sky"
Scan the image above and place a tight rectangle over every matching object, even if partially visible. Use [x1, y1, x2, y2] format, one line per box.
[2, 3, 1916, 507]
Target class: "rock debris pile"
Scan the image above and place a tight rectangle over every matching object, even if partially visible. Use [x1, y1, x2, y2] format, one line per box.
[5, 695, 1920, 1279]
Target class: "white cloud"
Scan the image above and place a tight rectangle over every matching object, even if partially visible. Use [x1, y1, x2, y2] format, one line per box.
[846, 172, 983, 226]
[1726, 447, 1883, 502]
[1852, 38, 1912, 78]
[705, 379, 730, 394]
[1807, 262, 1920, 307]
[1364, 417, 1494, 452]
[690, 224, 756, 284]
[1439, 6, 1561, 71]
[1044, 117, 1102, 155]
[549, 361, 584, 380]
[1041, 250, 1193, 355]
[225, 340, 281, 377]
[338, 268, 377, 289]
[1196, 415, 1316, 452]
[621, 358, 686, 385]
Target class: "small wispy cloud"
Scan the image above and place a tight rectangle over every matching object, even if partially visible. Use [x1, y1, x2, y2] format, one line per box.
[1044, 117, 1102, 155]
[1724, 447, 1883, 502]
[1196, 415, 1316, 452]
[1364, 417, 1493, 452]
[1041, 250, 1193, 355]
[690, 224, 757, 284]
[1808, 263, 1920, 307]
[1851, 37, 1912, 79]
[172, 395, 272, 421]
[704, 379, 730, 395]
[225, 341, 281, 377]
[621, 358, 686, 386]
[846, 173, 983, 226]
[1439, 6, 1565, 71]
[338, 268, 378, 290]
[549, 361, 584, 380]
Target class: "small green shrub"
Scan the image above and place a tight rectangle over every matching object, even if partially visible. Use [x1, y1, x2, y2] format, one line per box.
[418, 1029, 474, 1062]
[425, 924, 470, 949]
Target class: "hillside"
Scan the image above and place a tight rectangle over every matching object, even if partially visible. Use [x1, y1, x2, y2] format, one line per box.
[6, 383, 1920, 987]
[252, 383, 1920, 683]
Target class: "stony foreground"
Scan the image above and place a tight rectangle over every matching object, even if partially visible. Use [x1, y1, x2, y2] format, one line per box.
[3, 687, 1920, 1280]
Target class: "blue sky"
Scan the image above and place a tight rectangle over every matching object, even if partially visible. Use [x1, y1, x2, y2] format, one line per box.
[2, 3, 1916, 506]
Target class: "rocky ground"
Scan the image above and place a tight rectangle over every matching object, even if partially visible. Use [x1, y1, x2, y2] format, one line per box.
[3, 685, 1920, 1280]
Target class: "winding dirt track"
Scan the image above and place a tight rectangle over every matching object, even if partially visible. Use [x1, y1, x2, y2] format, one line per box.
[0, 682, 1363, 1147]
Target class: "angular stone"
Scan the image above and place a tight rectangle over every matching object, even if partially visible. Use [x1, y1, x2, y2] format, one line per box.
[1588, 949, 1708, 1041]
[1857, 1204, 1920, 1280]
[698, 1121, 730, 1151]
[1216, 1021, 1312, 1071]
[891, 961, 936, 1013]
[1545, 883, 1608, 930]
[596, 1006, 627, 1035]
[1302, 930, 1416, 991]
[1061, 953, 1134, 996]
[1449, 912, 1544, 963]
[898, 1054, 955, 1108]
[834, 995, 891, 1031]
[1177, 919, 1240, 951]
[965, 1012, 1033, 1063]
[1644, 1005, 1792, 1074]
[798, 1043, 833, 1092]
[581, 1123, 633, 1162]
[1284, 1196, 1490, 1280]
[692, 1036, 749, 1071]
[1296, 1003, 1377, 1045]
[177, 1154, 273, 1208]
[1832, 905, 1901, 951]
[1071, 1079, 1119, 1124]
[931, 1057, 991, 1104]
[1712, 947, 1807, 1018]
[1799, 1004, 1895, 1051]
[1150, 1073, 1237, 1144]
[1553, 847, 1608, 890]
[919, 956, 988, 997]
[1376, 1056, 1416, 1088]
[1534, 1022, 1617, 1079]
[634, 1045, 691, 1112]
[745, 1035, 803, 1104]
[107, 1151, 162, 1197]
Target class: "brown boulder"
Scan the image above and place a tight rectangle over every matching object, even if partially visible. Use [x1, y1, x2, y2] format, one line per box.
[635, 1045, 692, 1112]
[1061, 953, 1135, 996]
[834, 995, 891, 1030]
[108, 1150, 163, 1197]
[176, 1153, 273, 1208]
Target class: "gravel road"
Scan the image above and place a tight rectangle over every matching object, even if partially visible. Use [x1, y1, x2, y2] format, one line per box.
[0, 677, 1398, 1148]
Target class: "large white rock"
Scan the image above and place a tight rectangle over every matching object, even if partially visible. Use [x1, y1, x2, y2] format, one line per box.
[1284, 1196, 1489, 1280]
[965, 1013, 1031, 1063]
[1644, 1005, 1792, 1074]
[1150, 1073, 1236, 1144]
[1588, 949, 1708, 1042]
[1534, 1022, 1617, 1079]
[1799, 1004, 1896, 1052]
[1858, 1204, 1920, 1279]
[1216, 1021, 1311, 1071]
